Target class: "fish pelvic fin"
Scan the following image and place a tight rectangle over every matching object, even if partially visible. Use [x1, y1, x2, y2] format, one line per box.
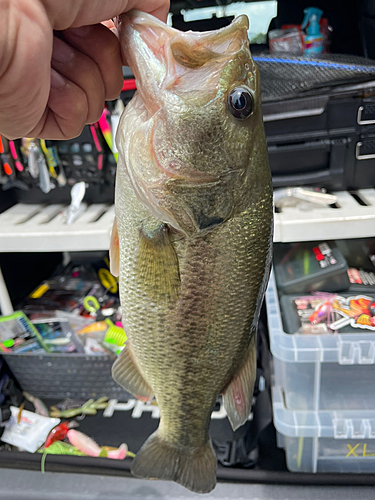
[131, 430, 217, 494]
[112, 345, 154, 401]
[223, 336, 257, 431]
[109, 216, 120, 278]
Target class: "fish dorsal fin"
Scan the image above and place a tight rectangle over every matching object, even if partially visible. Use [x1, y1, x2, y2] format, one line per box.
[109, 217, 120, 278]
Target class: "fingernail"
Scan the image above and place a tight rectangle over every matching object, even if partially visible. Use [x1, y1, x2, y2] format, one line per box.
[52, 38, 75, 63]
[50, 69, 66, 89]
[68, 25, 93, 37]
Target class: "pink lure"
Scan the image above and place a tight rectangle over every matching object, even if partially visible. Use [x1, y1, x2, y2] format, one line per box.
[107, 443, 128, 460]
[67, 429, 128, 460]
[67, 430, 101, 457]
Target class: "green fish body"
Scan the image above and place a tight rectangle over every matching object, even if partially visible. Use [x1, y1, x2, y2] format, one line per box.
[111, 11, 273, 494]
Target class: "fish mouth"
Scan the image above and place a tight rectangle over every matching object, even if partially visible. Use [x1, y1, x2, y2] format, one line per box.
[117, 11, 250, 107]
[119, 10, 249, 54]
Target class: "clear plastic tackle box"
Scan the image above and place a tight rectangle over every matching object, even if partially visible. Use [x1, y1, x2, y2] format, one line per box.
[265, 269, 375, 412]
[272, 385, 375, 473]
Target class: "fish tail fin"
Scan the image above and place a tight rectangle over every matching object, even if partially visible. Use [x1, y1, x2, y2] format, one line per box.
[131, 430, 217, 493]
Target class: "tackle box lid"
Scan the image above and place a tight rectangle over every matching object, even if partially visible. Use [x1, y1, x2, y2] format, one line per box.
[256, 54, 375, 104]
[274, 241, 349, 295]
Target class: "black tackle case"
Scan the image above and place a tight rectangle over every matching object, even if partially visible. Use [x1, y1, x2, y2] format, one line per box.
[256, 54, 375, 190]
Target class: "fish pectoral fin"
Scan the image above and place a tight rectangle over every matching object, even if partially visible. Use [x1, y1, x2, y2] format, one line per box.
[112, 345, 154, 401]
[137, 222, 180, 301]
[222, 336, 257, 431]
[109, 217, 120, 278]
[132, 430, 217, 494]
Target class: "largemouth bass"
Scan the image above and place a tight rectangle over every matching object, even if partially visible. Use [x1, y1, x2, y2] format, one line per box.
[110, 11, 273, 494]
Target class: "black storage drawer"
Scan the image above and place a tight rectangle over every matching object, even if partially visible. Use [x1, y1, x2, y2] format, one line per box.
[353, 135, 375, 188]
[268, 138, 331, 176]
[263, 95, 330, 137]
[357, 98, 375, 126]
[268, 134, 351, 189]
[328, 98, 361, 130]
[262, 94, 375, 190]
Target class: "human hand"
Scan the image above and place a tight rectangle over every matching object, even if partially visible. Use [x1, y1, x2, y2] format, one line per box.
[0, 0, 169, 140]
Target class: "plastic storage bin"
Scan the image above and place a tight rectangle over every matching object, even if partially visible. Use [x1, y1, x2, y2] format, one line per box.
[273, 385, 375, 473]
[265, 269, 375, 411]
[3, 353, 130, 400]
[274, 241, 350, 294]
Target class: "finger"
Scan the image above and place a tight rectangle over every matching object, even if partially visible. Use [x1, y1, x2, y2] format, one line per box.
[62, 24, 123, 101]
[128, 0, 170, 23]
[29, 70, 88, 139]
[42, 0, 170, 29]
[0, 1, 52, 139]
[132, 0, 170, 24]
[51, 36, 105, 124]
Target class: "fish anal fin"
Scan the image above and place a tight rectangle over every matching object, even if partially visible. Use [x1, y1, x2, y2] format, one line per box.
[112, 345, 154, 401]
[132, 430, 217, 493]
[109, 217, 120, 278]
[223, 338, 257, 431]
[137, 223, 180, 302]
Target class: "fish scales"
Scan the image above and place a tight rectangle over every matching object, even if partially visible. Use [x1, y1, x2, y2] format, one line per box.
[111, 11, 273, 494]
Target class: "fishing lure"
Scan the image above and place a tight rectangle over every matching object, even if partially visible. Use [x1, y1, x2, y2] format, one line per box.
[55, 398, 86, 411]
[308, 299, 333, 325]
[39, 441, 86, 474]
[49, 397, 108, 418]
[297, 293, 337, 331]
[67, 429, 129, 459]
[39, 441, 85, 456]
[23, 391, 49, 417]
[44, 421, 78, 448]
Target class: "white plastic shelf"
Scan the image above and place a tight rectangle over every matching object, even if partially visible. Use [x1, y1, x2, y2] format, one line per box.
[0, 203, 115, 252]
[1, 189, 375, 253]
[274, 189, 375, 243]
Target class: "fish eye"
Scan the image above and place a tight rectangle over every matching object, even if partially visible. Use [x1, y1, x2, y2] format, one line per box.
[227, 87, 254, 120]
